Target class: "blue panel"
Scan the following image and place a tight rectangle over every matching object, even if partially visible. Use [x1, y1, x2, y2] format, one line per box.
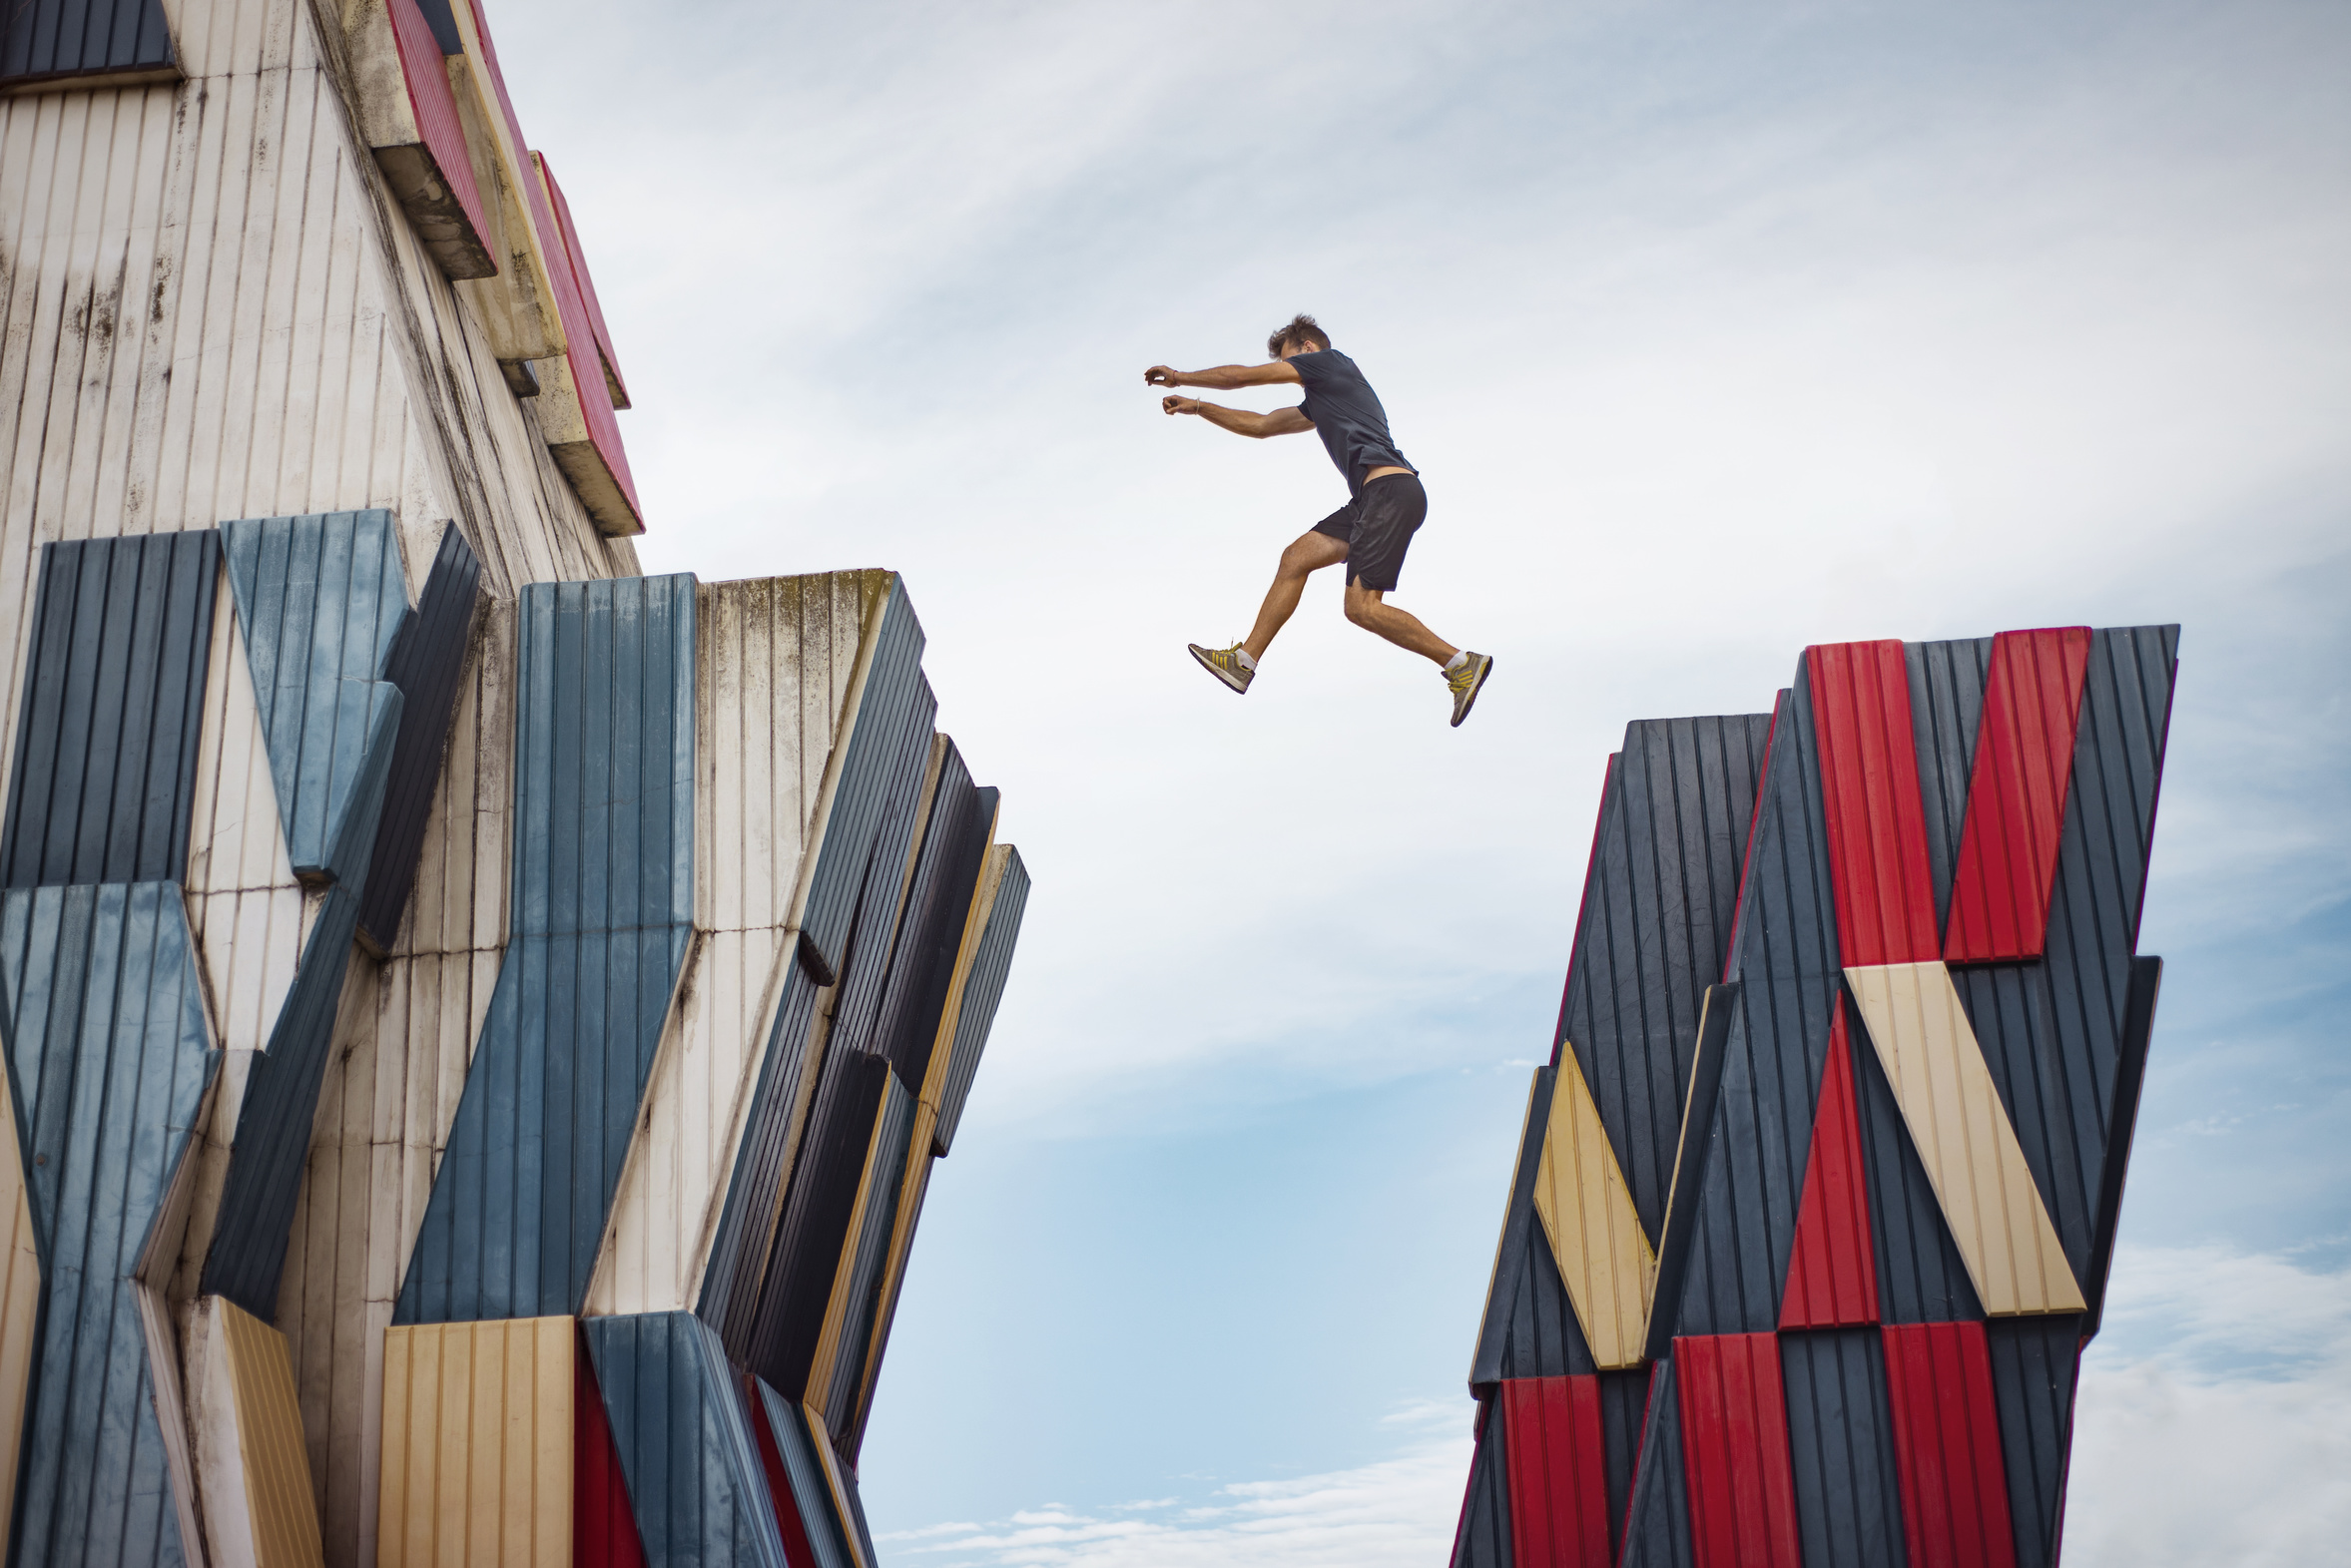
[1986, 1315, 2081, 1568]
[0, 0, 174, 85]
[823, 678, 938, 1058]
[1449, 1394, 1514, 1568]
[199, 886, 363, 1317]
[1780, 1329, 1908, 1568]
[0, 882, 215, 1568]
[872, 744, 991, 1090]
[930, 841, 1027, 1156]
[1617, 1359, 1694, 1568]
[221, 511, 410, 887]
[2, 532, 219, 889]
[700, 960, 823, 1353]
[360, 523, 483, 948]
[583, 1312, 788, 1568]
[754, 1377, 855, 1568]
[744, 1052, 892, 1394]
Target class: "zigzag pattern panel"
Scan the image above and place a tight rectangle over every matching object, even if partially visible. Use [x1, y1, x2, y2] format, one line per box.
[1780, 1329, 1907, 1568]
[584, 1312, 788, 1568]
[221, 511, 411, 888]
[1808, 641, 1939, 967]
[1557, 716, 1775, 1241]
[2, 533, 219, 888]
[0, 882, 216, 1568]
[1448, 1396, 1513, 1568]
[1944, 630, 2091, 963]
[0, 0, 174, 85]
[1881, 1321, 2019, 1568]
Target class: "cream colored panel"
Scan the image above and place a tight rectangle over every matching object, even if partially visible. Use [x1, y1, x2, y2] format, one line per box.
[1845, 961, 2086, 1316]
[191, 1296, 329, 1568]
[377, 1318, 574, 1568]
[1530, 1049, 1657, 1369]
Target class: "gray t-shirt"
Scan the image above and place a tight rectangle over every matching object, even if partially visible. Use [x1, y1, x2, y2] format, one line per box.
[1291, 349, 1414, 496]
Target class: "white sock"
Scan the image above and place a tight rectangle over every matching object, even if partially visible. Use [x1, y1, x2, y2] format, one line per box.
[1236, 648, 1257, 671]
[1443, 650, 1469, 673]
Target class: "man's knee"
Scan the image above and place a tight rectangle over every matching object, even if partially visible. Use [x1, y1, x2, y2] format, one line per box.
[1343, 586, 1381, 627]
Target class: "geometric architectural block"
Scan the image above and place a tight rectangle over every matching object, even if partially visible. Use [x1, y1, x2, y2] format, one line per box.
[376, 1316, 576, 1567]
[578, 1335, 652, 1568]
[1808, 640, 1941, 968]
[1530, 1052, 1655, 1370]
[1448, 1396, 1511, 1568]
[188, 1297, 325, 1568]
[529, 149, 644, 536]
[1844, 963, 2084, 1316]
[1780, 1328, 1906, 1568]
[1943, 629, 2090, 964]
[1618, 1360, 1694, 1568]
[0, 0, 175, 90]
[1674, 1332, 1803, 1568]
[1500, 1375, 1612, 1568]
[1779, 1008, 1881, 1329]
[342, 0, 498, 279]
[1881, 1320, 2019, 1568]
[750, 1377, 863, 1568]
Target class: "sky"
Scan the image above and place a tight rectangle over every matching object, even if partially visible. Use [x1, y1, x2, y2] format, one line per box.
[480, 3, 2349, 1563]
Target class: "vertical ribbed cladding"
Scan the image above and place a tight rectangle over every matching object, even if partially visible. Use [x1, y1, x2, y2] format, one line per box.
[1984, 1316, 2082, 1568]
[1807, 641, 1940, 968]
[200, 886, 364, 1316]
[1906, 637, 1994, 929]
[1779, 1330, 1907, 1568]
[210, 1300, 326, 1566]
[872, 746, 992, 1089]
[2083, 957, 2161, 1335]
[1618, 1361, 1696, 1568]
[842, 1105, 938, 1462]
[583, 1312, 789, 1568]
[1672, 1333, 1803, 1568]
[360, 524, 484, 950]
[0, 882, 217, 1568]
[1669, 660, 1841, 1338]
[376, 1316, 576, 1568]
[578, 1334, 652, 1568]
[1449, 1396, 1513, 1568]
[1850, 987, 1983, 1325]
[931, 844, 1029, 1156]
[1, 532, 220, 888]
[0, 0, 175, 84]
[1499, 1375, 1646, 1564]
[396, 575, 697, 1323]
[1470, 1070, 1562, 1389]
[1557, 715, 1775, 1242]
[820, 679, 941, 1059]
[743, 1053, 894, 1395]
[1943, 630, 2093, 964]
[1879, 1321, 2019, 1568]
[700, 964, 827, 1352]
[818, 1077, 917, 1437]
[221, 511, 412, 888]
[795, 579, 928, 986]
[753, 1377, 858, 1568]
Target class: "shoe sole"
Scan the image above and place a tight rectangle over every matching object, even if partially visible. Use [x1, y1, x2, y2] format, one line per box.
[1189, 644, 1250, 695]
[1450, 655, 1493, 728]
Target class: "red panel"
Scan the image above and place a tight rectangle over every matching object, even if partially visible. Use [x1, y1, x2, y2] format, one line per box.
[537, 153, 632, 409]
[1943, 628, 2091, 963]
[1881, 1322, 2020, 1568]
[387, 0, 490, 245]
[576, 1334, 649, 1568]
[1808, 641, 1939, 966]
[1673, 1333, 1803, 1568]
[1779, 1008, 1880, 1328]
[1722, 691, 1784, 982]
[745, 1371, 826, 1568]
[1501, 1376, 1612, 1567]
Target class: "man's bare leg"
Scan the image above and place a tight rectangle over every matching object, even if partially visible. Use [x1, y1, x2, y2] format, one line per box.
[1242, 531, 1350, 661]
[1343, 580, 1459, 666]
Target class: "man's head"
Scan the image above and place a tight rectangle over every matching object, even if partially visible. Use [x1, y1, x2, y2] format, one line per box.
[1267, 313, 1331, 359]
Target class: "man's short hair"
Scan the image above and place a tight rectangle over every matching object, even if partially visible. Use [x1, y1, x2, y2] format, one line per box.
[1268, 313, 1331, 357]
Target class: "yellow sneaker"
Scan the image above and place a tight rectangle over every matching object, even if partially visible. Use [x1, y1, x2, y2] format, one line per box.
[1188, 642, 1255, 695]
[1446, 652, 1492, 727]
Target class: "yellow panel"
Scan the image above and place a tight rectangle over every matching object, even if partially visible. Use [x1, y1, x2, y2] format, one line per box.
[217, 1301, 326, 1567]
[804, 1399, 871, 1568]
[0, 1070, 39, 1544]
[1530, 1050, 1657, 1369]
[1845, 962, 2086, 1315]
[916, 828, 1008, 1117]
[377, 1317, 575, 1568]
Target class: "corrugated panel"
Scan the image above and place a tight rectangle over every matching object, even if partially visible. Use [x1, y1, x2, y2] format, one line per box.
[1642, 984, 1736, 1363]
[0, 1049, 41, 1544]
[1529, 1049, 1654, 1369]
[1845, 963, 2083, 1316]
[221, 511, 411, 887]
[2083, 958, 2160, 1335]
[582, 1312, 788, 1568]
[698, 963, 826, 1354]
[0, 881, 215, 1568]
[534, 153, 632, 409]
[1448, 1395, 1512, 1568]
[1807, 641, 1939, 967]
[1617, 1360, 1695, 1568]
[1880, 1321, 2018, 1568]
[441, 0, 569, 364]
[1943, 630, 2091, 963]
[1672, 1332, 1801, 1568]
[578, 1334, 652, 1568]
[813, 681, 938, 1071]
[376, 1316, 574, 1567]
[815, 1073, 916, 1437]
[358, 0, 495, 278]
[201, 886, 364, 1317]
[752, 1377, 855, 1568]
[1851, 985, 1983, 1325]
[746, 1373, 830, 1568]
[1669, 661, 1842, 1340]
[843, 1102, 937, 1461]
[1778, 1007, 1880, 1329]
[360, 523, 483, 949]
[1, 532, 219, 887]
[1905, 638, 1994, 930]
[1779, 1329, 1907, 1568]
[214, 1299, 328, 1567]
[0, 0, 174, 88]
[872, 746, 991, 1090]
[834, 1439, 881, 1568]
[1470, 1069, 1568, 1389]
[1983, 1316, 2080, 1568]
[1500, 1375, 1612, 1566]
[527, 152, 643, 535]
[1556, 715, 1776, 1240]
[931, 843, 1028, 1156]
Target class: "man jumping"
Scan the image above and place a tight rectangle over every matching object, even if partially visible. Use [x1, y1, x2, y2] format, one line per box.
[1145, 314, 1494, 728]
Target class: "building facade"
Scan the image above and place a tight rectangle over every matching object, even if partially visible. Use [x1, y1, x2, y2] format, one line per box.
[1, 2, 1028, 1564]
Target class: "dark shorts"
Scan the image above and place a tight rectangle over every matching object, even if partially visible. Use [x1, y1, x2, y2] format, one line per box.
[1310, 472, 1427, 592]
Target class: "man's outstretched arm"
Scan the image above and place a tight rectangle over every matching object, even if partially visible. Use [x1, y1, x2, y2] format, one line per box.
[1161, 397, 1315, 439]
[1144, 360, 1304, 390]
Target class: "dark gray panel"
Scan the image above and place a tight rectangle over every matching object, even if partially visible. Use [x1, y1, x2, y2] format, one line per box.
[813, 678, 938, 1054]
[2, 531, 219, 889]
[2084, 957, 2160, 1337]
[1643, 984, 1737, 1363]
[1449, 1395, 1513, 1568]
[821, 1078, 916, 1437]
[1904, 636, 1992, 928]
[1469, 1068, 1566, 1390]
[1617, 1360, 1695, 1568]
[753, 1378, 854, 1568]
[699, 961, 823, 1353]
[0, 0, 174, 86]
[1986, 1315, 2082, 1568]
[873, 746, 991, 1090]
[1780, 1329, 1908, 1568]
[931, 841, 1027, 1156]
